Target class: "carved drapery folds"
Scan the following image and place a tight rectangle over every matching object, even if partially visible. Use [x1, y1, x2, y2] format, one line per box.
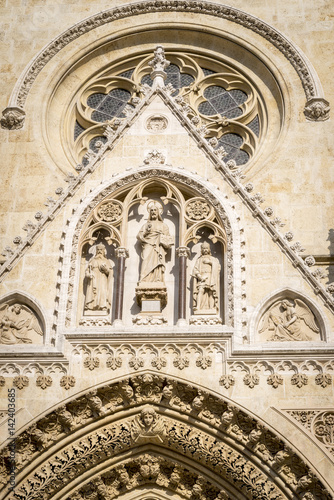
[0, 298, 44, 345]
[257, 295, 322, 342]
[75, 175, 229, 326]
[0, 374, 331, 500]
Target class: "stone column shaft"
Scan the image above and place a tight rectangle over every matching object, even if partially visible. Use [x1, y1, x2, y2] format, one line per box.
[177, 247, 190, 322]
[115, 248, 129, 321]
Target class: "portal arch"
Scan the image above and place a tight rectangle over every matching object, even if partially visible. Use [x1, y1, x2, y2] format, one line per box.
[0, 373, 331, 499]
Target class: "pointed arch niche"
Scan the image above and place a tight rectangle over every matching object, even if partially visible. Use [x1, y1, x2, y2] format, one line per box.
[62, 169, 238, 331]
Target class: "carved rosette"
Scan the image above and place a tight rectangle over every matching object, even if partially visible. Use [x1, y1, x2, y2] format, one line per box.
[96, 200, 123, 223]
[185, 198, 213, 221]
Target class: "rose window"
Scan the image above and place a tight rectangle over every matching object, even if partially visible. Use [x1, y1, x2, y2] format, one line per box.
[72, 52, 262, 166]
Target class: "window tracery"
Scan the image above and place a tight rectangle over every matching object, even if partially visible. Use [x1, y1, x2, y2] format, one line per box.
[72, 52, 262, 166]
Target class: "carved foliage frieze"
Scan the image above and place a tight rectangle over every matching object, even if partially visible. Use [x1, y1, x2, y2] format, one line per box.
[285, 409, 334, 458]
[0, 374, 332, 500]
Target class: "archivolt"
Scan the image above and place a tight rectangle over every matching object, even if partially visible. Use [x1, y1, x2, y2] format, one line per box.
[4, 0, 326, 112]
[0, 373, 331, 499]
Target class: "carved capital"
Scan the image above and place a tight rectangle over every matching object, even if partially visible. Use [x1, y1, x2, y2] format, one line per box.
[116, 247, 129, 259]
[176, 246, 190, 258]
[304, 98, 330, 121]
[1, 107, 25, 130]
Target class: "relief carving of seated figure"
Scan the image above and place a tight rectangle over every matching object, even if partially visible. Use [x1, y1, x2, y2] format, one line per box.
[0, 303, 43, 344]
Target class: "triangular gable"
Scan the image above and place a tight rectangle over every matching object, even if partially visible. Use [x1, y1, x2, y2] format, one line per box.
[1, 85, 333, 315]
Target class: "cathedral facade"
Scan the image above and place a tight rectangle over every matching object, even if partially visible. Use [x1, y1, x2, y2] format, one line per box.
[0, 1, 334, 499]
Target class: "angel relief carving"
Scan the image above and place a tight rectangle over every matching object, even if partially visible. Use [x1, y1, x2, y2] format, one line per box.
[258, 298, 320, 341]
[0, 302, 43, 344]
[130, 406, 167, 443]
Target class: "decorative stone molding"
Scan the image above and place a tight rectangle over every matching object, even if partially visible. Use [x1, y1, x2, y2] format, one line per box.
[71, 343, 224, 372]
[190, 315, 222, 325]
[0, 373, 331, 500]
[3, 1, 327, 115]
[221, 359, 334, 390]
[0, 107, 25, 130]
[285, 409, 334, 459]
[1, 83, 333, 320]
[67, 453, 227, 500]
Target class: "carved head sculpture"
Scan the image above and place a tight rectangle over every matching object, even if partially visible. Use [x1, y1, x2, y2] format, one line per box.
[12, 304, 22, 315]
[96, 242, 107, 256]
[281, 299, 293, 310]
[140, 406, 157, 429]
[147, 200, 163, 221]
[201, 241, 211, 255]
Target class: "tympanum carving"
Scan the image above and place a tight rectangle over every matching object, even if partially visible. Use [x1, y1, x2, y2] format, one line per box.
[258, 298, 320, 341]
[0, 302, 43, 344]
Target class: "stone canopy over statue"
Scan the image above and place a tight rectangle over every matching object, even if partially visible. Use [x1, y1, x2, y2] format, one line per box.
[192, 241, 221, 315]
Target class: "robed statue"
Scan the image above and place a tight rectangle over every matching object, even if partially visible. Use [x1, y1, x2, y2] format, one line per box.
[84, 242, 114, 313]
[192, 241, 220, 314]
[137, 201, 173, 284]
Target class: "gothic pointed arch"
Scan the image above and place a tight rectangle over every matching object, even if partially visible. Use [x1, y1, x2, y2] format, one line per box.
[0, 373, 332, 499]
[57, 167, 239, 331]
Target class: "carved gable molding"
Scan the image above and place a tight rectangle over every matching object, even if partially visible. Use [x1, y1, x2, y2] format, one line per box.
[0, 373, 331, 500]
[59, 168, 239, 331]
[1, 85, 333, 320]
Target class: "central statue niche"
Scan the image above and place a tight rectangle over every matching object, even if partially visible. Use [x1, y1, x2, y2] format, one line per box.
[77, 177, 228, 327]
[136, 200, 174, 315]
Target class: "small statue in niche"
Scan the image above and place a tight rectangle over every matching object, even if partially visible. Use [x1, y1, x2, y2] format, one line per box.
[0, 303, 43, 344]
[136, 201, 173, 285]
[130, 406, 166, 443]
[192, 241, 221, 314]
[259, 298, 320, 341]
[84, 242, 114, 313]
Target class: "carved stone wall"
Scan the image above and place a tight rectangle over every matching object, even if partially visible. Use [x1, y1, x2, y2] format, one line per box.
[0, 0, 334, 497]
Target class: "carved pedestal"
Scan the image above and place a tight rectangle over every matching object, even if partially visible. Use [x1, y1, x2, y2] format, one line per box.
[135, 283, 167, 325]
[135, 283, 167, 311]
[189, 315, 222, 326]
